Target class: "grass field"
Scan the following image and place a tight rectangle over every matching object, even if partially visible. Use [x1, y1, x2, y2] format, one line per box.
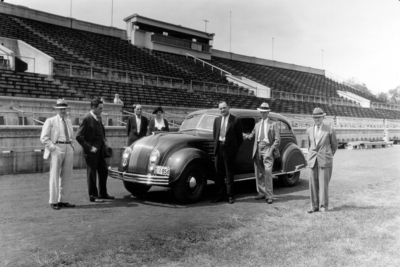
[33, 167, 400, 266]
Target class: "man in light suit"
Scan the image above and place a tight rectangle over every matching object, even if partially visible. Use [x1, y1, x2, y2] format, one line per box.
[211, 101, 243, 204]
[76, 97, 114, 203]
[244, 102, 280, 204]
[306, 107, 338, 213]
[40, 99, 75, 210]
[126, 104, 148, 146]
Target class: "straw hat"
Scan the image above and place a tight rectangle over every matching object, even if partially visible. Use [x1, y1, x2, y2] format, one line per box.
[257, 102, 270, 112]
[54, 99, 68, 109]
[312, 107, 326, 117]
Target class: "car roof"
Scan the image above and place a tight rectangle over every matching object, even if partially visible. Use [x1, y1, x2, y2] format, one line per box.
[187, 108, 290, 123]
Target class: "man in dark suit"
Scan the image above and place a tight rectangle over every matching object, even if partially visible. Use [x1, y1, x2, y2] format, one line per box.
[244, 102, 280, 204]
[211, 101, 243, 204]
[126, 104, 149, 146]
[306, 107, 338, 213]
[76, 97, 114, 203]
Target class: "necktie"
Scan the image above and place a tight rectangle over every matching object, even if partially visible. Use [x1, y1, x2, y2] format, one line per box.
[62, 118, 70, 141]
[137, 116, 141, 133]
[259, 119, 265, 141]
[220, 117, 226, 139]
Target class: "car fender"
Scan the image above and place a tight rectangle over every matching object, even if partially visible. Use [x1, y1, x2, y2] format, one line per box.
[166, 148, 213, 183]
[281, 143, 307, 173]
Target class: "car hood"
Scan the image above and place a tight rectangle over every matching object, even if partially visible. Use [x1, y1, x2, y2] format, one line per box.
[128, 132, 211, 174]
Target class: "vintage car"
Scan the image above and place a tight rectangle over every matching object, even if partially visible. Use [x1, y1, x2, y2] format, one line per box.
[108, 108, 307, 203]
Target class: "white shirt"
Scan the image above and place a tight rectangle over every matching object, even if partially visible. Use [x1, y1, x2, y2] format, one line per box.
[219, 114, 230, 142]
[90, 111, 99, 121]
[258, 118, 269, 143]
[57, 114, 71, 142]
[154, 118, 165, 130]
[136, 116, 141, 133]
[314, 124, 322, 138]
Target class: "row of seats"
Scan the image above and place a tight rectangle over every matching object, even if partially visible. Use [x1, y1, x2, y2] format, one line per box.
[1, 69, 400, 120]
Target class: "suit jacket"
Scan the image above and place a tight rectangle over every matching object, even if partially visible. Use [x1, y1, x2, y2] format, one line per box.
[213, 114, 243, 156]
[76, 113, 107, 155]
[126, 115, 149, 145]
[247, 119, 280, 159]
[40, 115, 74, 159]
[306, 123, 338, 168]
[147, 118, 169, 135]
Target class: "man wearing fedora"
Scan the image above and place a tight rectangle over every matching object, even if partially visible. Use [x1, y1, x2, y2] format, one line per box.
[40, 99, 75, 210]
[306, 107, 338, 213]
[76, 97, 114, 203]
[126, 104, 148, 146]
[211, 101, 243, 204]
[244, 102, 280, 204]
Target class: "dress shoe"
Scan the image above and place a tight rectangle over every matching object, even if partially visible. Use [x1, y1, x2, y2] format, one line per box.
[210, 197, 223, 203]
[89, 196, 104, 203]
[228, 197, 235, 204]
[50, 204, 60, 210]
[58, 202, 75, 208]
[98, 194, 115, 200]
[266, 198, 273, 204]
[307, 208, 319, 214]
[254, 195, 265, 200]
[320, 207, 326, 212]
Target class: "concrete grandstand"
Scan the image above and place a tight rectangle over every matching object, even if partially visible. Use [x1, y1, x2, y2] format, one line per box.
[0, 2, 399, 174]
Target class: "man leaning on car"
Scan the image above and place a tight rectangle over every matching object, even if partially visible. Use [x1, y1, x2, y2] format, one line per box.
[243, 102, 280, 204]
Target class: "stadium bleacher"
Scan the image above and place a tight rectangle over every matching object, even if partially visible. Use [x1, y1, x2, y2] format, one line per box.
[1, 12, 399, 122]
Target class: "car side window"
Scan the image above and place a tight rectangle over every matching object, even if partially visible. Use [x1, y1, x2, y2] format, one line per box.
[240, 118, 255, 134]
[277, 120, 291, 133]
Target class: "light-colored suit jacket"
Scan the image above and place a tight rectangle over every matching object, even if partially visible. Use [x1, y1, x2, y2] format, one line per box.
[247, 119, 280, 159]
[306, 123, 338, 168]
[40, 115, 74, 159]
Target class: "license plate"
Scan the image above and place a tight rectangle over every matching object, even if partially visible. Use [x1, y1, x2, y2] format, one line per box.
[154, 166, 170, 176]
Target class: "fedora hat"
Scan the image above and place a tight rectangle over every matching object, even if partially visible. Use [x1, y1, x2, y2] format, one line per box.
[257, 102, 270, 112]
[312, 107, 326, 117]
[54, 99, 68, 109]
[152, 106, 164, 114]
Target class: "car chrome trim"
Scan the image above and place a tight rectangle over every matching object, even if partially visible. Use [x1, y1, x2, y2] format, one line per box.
[108, 167, 169, 186]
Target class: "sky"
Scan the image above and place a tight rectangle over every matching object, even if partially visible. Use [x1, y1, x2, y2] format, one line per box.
[6, 0, 400, 94]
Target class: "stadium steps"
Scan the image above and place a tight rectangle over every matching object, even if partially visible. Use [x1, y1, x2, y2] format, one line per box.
[10, 17, 92, 65]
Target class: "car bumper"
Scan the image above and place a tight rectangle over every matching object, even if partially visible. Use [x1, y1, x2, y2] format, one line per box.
[108, 167, 169, 186]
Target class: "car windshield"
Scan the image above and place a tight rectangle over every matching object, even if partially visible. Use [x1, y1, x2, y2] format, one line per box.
[179, 114, 217, 132]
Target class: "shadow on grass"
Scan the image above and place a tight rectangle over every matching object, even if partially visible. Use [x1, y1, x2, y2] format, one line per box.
[74, 198, 139, 209]
[122, 178, 309, 208]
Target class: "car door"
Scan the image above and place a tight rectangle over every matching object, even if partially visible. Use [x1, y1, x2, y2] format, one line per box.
[235, 117, 256, 174]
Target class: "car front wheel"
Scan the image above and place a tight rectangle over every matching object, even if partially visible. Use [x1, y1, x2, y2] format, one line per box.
[123, 181, 152, 198]
[172, 163, 207, 204]
[278, 171, 300, 187]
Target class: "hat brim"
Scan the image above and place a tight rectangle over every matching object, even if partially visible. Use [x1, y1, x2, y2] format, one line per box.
[312, 113, 326, 117]
[257, 108, 270, 112]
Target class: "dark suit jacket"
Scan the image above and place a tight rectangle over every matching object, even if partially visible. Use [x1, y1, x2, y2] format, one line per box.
[306, 123, 338, 168]
[126, 115, 149, 146]
[213, 114, 243, 156]
[76, 113, 106, 155]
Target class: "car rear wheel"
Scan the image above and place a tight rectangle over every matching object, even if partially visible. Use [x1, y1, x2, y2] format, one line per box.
[173, 163, 207, 204]
[278, 171, 300, 187]
[123, 181, 152, 198]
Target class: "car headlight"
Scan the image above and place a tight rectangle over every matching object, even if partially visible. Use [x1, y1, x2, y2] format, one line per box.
[123, 147, 132, 159]
[148, 149, 160, 173]
[122, 147, 132, 167]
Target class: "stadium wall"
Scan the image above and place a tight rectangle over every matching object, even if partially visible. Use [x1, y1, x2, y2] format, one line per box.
[212, 49, 325, 76]
[1, 125, 398, 175]
[0, 2, 126, 39]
